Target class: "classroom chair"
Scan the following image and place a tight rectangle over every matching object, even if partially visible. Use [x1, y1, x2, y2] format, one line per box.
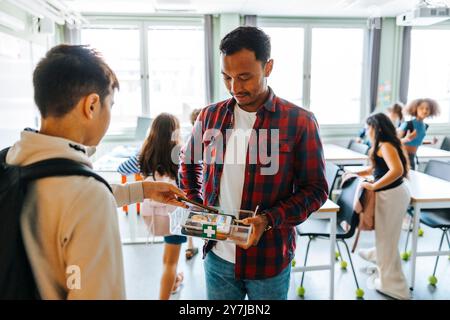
[295, 176, 364, 298]
[348, 140, 370, 155]
[441, 136, 450, 152]
[121, 173, 143, 215]
[325, 161, 342, 199]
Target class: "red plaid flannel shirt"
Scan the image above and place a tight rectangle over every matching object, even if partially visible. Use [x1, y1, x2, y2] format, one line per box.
[179, 88, 328, 280]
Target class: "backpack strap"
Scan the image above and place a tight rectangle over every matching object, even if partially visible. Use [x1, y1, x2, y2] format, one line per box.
[20, 158, 112, 193]
[406, 120, 429, 133]
[406, 120, 414, 133]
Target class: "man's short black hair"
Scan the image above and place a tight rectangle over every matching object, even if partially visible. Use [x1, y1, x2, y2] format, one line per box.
[33, 44, 119, 118]
[219, 26, 271, 63]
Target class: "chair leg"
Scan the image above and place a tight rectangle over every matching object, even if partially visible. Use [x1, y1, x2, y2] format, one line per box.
[410, 199, 423, 236]
[429, 230, 446, 286]
[341, 240, 361, 290]
[418, 223, 424, 237]
[402, 217, 413, 260]
[403, 229, 410, 251]
[404, 217, 413, 251]
[300, 236, 313, 288]
[336, 241, 344, 263]
[446, 230, 450, 260]
[445, 229, 450, 249]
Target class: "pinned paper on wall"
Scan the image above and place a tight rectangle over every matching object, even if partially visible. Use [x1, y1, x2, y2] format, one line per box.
[377, 80, 392, 109]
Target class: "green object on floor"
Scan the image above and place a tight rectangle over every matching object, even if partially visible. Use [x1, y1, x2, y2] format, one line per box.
[291, 259, 296, 267]
[401, 252, 409, 261]
[356, 288, 365, 298]
[340, 261, 347, 269]
[428, 275, 438, 286]
[335, 251, 340, 260]
[297, 286, 305, 297]
[401, 251, 411, 261]
[418, 228, 424, 237]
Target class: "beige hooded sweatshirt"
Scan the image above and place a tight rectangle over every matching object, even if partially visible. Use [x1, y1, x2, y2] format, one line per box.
[6, 130, 144, 300]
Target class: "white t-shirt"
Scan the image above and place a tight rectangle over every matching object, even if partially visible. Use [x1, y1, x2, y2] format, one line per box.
[212, 105, 257, 263]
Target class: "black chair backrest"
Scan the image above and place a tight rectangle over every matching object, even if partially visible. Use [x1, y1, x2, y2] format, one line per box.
[336, 176, 360, 239]
[347, 139, 355, 149]
[441, 136, 450, 152]
[348, 140, 370, 155]
[425, 160, 450, 182]
[325, 161, 341, 195]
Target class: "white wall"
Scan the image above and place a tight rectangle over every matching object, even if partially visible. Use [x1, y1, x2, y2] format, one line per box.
[0, 2, 57, 149]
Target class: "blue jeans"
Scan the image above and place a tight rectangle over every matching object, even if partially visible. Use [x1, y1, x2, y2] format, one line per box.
[204, 251, 291, 300]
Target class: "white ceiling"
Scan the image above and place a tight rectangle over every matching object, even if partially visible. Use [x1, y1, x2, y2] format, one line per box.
[61, 0, 450, 17]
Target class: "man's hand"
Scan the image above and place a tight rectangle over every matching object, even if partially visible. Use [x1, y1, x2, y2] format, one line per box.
[237, 214, 269, 250]
[142, 181, 188, 208]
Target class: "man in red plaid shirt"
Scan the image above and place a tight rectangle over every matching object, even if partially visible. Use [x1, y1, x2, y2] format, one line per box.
[179, 26, 328, 300]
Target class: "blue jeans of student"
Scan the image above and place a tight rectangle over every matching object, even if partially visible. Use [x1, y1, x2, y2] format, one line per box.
[204, 251, 291, 300]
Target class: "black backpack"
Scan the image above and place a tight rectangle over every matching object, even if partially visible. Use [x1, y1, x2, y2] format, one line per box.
[0, 147, 112, 300]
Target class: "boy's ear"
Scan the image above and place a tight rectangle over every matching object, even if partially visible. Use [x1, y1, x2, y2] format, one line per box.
[82, 93, 101, 119]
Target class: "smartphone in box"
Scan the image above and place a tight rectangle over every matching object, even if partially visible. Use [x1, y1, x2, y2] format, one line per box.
[214, 214, 232, 234]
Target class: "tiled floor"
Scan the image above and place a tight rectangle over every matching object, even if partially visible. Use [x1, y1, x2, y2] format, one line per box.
[119, 210, 450, 300]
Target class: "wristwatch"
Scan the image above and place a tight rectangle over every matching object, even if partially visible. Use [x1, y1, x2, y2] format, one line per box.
[261, 213, 272, 232]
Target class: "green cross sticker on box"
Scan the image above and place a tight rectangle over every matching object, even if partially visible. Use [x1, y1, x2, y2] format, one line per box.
[202, 224, 216, 239]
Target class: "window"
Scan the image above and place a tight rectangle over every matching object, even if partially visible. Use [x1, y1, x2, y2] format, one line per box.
[262, 27, 304, 106]
[310, 28, 364, 124]
[81, 20, 206, 134]
[147, 26, 205, 124]
[0, 32, 47, 131]
[81, 27, 142, 132]
[259, 20, 367, 125]
[408, 28, 450, 124]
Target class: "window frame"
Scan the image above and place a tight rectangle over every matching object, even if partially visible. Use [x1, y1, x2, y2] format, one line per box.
[260, 25, 305, 107]
[0, 28, 54, 133]
[408, 22, 450, 127]
[258, 17, 370, 130]
[80, 15, 206, 138]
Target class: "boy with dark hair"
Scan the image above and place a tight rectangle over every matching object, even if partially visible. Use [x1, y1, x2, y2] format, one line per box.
[4, 45, 186, 299]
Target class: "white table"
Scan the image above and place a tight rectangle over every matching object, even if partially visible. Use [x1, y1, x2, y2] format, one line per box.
[291, 199, 339, 300]
[417, 146, 450, 163]
[323, 144, 369, 166]
[408, 170, 450, 290]
[343, 166, 450, 290]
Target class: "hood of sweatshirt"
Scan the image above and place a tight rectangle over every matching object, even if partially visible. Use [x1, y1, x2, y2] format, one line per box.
[6, 129, 96, 168]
